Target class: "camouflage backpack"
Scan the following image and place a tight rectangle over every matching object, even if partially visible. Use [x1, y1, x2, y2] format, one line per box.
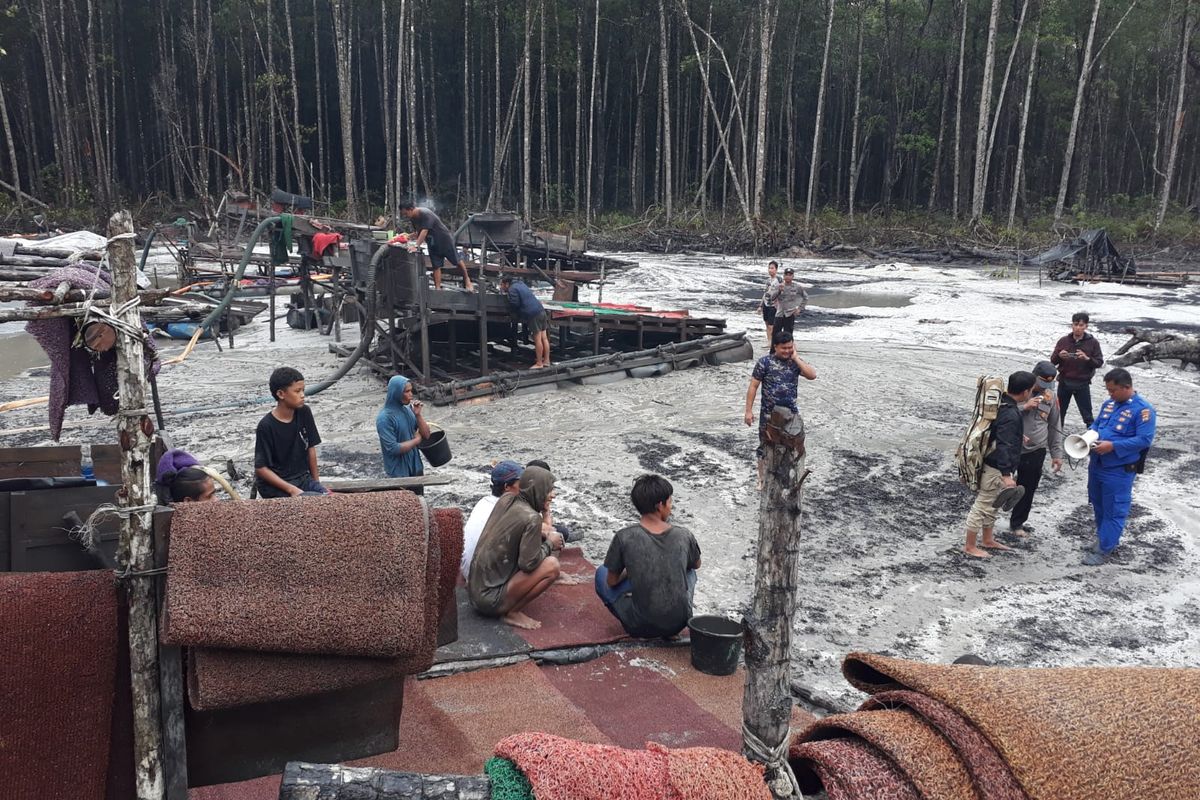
[954, 376, 1005, 491]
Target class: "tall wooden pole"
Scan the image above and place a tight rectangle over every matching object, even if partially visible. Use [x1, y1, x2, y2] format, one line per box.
[743, 406, 808, 799]
[108, 209, 165, 800]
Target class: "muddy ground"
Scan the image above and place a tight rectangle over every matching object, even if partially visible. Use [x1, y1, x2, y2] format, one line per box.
[2, 252, 1198, 710]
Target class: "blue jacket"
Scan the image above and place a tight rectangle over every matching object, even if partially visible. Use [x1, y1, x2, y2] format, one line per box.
[376, 376, 424, 478]
[1089, 393, 1156, 468]
[505, 279, 544, 320]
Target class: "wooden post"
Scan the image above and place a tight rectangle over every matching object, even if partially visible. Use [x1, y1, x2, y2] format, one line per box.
[108, 209, 166, 800]
[742, 406, 809, 799]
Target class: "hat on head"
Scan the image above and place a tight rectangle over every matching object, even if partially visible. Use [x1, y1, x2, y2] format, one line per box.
[491, 460, 524, 485]
[783, 267, 795, 274]
[1034, 360, 1057, 378]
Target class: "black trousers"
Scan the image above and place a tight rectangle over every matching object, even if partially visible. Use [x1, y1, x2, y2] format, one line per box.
[775, 314, 795, 335]
[1008, 448, 1046, 531]
[1058, 381, 1094, 427]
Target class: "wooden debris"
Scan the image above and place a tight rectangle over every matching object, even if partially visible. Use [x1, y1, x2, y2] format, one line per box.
[1110, 327, 1200, 369]
[279, 762, 491, 800]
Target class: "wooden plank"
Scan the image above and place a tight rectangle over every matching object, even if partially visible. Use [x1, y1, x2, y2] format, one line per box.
[323, 476, 453, 492]
[8, 485, 122, 572]
[279, 763, 490, 800]
[0, 445, 81, 479]
[0, 492, 10, 571]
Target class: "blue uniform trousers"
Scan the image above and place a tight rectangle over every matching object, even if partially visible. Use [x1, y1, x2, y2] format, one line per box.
[1087, 463, 1135, 554]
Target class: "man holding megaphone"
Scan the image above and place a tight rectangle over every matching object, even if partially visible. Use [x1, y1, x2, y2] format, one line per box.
[1079, 368, 1157, 566]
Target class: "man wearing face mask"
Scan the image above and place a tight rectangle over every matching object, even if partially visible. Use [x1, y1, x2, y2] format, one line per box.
[1008, 361, 1065, 537]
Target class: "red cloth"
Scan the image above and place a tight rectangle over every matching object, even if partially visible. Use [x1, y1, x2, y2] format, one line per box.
[311, 232, 342, 258]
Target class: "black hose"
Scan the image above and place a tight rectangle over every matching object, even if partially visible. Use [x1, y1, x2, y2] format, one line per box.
[307, 242, 389, 396]
[196, 215, 282, 337]
[137, 226, 159, 274]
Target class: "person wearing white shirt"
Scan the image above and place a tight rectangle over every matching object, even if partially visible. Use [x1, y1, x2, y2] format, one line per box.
[461, 460, 524, 580]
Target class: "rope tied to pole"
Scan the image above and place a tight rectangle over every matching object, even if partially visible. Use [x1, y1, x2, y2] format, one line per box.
[70, 502, 158, 550]
[741, 722, 802, 798]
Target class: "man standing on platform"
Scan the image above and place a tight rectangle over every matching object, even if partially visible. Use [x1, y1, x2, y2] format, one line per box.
[399, 201, 474, 291]
[1083, 368, 1156, 566]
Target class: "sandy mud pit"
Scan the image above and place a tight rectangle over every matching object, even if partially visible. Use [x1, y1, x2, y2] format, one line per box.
[3, 252, 1197, 709]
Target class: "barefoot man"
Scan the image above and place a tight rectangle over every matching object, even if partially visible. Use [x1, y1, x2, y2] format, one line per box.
[963, 371, 1034, 558]
[468, 465, 563, 629]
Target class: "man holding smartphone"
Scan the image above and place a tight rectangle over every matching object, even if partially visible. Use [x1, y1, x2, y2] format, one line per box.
[1050, 311, 1104, 427]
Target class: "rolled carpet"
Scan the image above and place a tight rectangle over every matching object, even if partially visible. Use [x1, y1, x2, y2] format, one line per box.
[843, 652, 1200, 800]
[0, 570, 118, 800]
[164, 492, 431, 657]
[789, 737, 920, 800]
[494, 732, 770, 800]
[798, 708, 978, 800]
[185, 504, 462, 709]
[861, 690, 1027, 800]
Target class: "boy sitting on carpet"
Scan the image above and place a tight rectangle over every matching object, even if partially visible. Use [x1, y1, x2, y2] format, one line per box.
[254, 366, 331, 498]
[595, 474, 701, 639]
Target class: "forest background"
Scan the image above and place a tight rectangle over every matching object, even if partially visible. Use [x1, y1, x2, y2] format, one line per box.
[0, 0, 1197, 251]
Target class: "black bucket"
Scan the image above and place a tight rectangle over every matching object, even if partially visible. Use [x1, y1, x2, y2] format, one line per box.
[418, 429, 452, 467]
[688, 615, 744, 676]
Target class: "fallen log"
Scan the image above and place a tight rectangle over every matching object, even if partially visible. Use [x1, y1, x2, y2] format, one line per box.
[0, 176, 49, 208]
[0, 287, 170, 304]
[279, 762, 492, 800]
[0, 298, 208, 322]
[1110, 328, 1200, 369]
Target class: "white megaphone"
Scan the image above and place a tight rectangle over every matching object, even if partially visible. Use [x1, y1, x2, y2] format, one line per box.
[1064, 429, 1100, 459]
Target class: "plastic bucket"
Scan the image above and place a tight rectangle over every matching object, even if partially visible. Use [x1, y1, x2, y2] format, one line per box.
[688, 615, 744, 676]
[418, 429, 452, 467]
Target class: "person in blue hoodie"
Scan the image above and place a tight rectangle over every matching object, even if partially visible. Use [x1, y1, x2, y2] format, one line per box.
[377, 375, 432, 479]
[499, 275, 551, 369]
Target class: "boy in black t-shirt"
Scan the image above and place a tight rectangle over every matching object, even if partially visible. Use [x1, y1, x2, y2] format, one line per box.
[254, 367, 330, 498]
[594, 474, 701, 639]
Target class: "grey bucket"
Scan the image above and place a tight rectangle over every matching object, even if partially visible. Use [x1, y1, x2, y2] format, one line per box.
[688, 615, 744, 676]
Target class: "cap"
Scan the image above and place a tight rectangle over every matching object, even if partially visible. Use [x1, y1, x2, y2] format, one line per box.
[490, 460, 524, 485]
[783, 267, 795, 274]
[1033, 360, 1057, 378]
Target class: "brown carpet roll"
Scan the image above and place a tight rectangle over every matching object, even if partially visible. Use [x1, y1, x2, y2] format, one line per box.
[800, 708, 979, 800]
[185, 503, 461, 710]
[789, 737, 920, 800]
[164, 492, 430, 657]
[862, 690, 1027, 800]
[1, 570, 118, 800]
[843, 652, 1200, 800]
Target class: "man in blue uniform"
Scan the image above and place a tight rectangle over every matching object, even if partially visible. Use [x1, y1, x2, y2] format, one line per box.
[1083, 368, 1156, 566]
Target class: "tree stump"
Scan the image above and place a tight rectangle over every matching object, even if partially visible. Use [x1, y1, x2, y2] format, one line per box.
[742, 406, 809, 799]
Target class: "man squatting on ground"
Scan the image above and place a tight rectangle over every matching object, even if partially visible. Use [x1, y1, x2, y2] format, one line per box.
[1083, 368, 1156, 566]
[766, 266, 807, 336]
[963, 371, 1034, 558]
[744, 331, 817, 488]
[595, 474, 701, 639]
[468, 465, 565, 629]
[461, 460, 525, 580]
[761, 260, 780, 345]
[1008, 361, 1064, 537]
[254, 367, 331, 498]
[500, 275, 553, 369]
[1051, 311, 1104, 426]
[398, 201, 475, 291]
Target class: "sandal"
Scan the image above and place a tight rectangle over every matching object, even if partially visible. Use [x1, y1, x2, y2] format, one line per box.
[992, 485, 1025, 511]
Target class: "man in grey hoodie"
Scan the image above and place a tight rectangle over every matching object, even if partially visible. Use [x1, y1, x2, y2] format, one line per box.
[1009, 361, 1065, 536]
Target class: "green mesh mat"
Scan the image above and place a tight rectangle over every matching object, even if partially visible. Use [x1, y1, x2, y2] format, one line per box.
[485, 756, 535, 800]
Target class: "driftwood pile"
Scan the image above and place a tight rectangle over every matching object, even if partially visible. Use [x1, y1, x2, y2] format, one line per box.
[1110, 328, 1200, 370]
[0, 239, 105, 282]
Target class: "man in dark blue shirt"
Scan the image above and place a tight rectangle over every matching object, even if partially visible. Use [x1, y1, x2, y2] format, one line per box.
[743, 331, 817, 488]
[399, 201, 474, 291]
[499, 275, 551, 369]
[1083, 368, 1157, 565]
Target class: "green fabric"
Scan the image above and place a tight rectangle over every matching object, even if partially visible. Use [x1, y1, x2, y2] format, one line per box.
[270, 213, 293, 265]
[484, 756, 534, 800]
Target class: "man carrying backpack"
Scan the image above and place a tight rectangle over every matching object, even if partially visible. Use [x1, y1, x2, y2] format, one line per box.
[963, 371, 1036, 559]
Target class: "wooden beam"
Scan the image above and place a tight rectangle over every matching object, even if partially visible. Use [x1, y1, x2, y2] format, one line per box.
[279, 762, 491, 799]
[742, 406, 808, 799]
[109, 210, 166, 800]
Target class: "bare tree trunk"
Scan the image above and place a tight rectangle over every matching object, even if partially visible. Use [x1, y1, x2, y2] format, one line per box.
[979, 0, 1029, 217]
[522, 0, 534, 224]
[331, 0, 359, 218]
[752, 0, 778, 220]
[1008, 14, 1041, 229]
[585, 0, 600, 224]
[848, 9, 864, 221]
[573, 7, 583, 214]
[1053, 0, 1103, 220]
[951, 0, 968, 220]
[284, 0, 306, 195]
[970, 0, 1002, 223]
[539, 0, 549, 212]
[394, 0, 407, 205]
[463, 0, 472, 199]
[1155, 0, 1194, 229]
[928, 5, 955, 212]
[657, 0, 673, 222]
[804, 0, 835, 231]
[84, 0, 112, 205]
[0, 80, 20, 198]
[631, 47, 652, 211]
